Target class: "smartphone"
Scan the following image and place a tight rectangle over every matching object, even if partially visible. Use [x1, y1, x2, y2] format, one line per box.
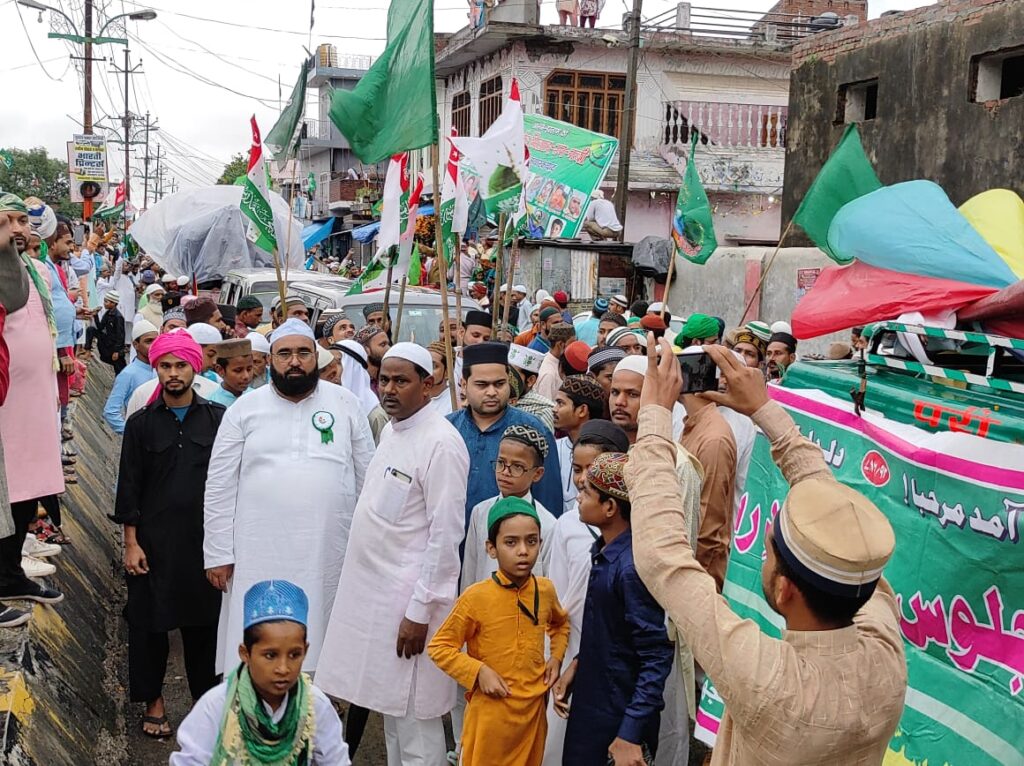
[677, 347, 720, 394]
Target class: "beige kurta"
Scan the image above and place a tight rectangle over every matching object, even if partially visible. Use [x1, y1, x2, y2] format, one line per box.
[627, 402, 906, 765]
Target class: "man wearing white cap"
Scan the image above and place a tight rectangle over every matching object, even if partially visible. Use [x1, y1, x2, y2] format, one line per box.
[203, 318, 375, 676]
[125, 326, 222, 419]
[319, 342, 468, 766]
[608, 353, 701, 765]
[582, 189, 623, 241]
[630, 341, 906, 765]
[512, 284, 532, 330]
[87, 289, 128, 374]
[135, 283, 165, 328]
[245, 331, 270, 389]
[508, 343, 556, 434]
[103, 320, 158, 435]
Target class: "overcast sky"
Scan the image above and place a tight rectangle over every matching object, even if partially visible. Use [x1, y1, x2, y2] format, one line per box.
[1, 0, 933, 197]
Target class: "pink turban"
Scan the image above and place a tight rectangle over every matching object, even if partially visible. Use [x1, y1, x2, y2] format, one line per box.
[146, 331, 205, 404]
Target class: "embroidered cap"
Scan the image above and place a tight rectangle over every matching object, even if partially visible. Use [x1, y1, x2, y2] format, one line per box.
[773, 479, 894, 598]
[587, 345, 625, 372]
[362, 302, 385, 319]
[587, 452, 630, 502]
[243, 580, 309, 630]
[508, 344, 545, 375]
[502, 423, 549, 460]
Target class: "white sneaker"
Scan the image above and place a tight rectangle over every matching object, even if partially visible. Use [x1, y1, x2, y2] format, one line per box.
[22, 534, 61, 559]
[21, 556, 56, 578]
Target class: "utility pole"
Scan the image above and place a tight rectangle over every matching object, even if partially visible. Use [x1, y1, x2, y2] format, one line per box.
[83, 0, 93, 133]
[614, 0, 643, 231]
[153, 144, 163, 201]
[139, 112, 159, 209]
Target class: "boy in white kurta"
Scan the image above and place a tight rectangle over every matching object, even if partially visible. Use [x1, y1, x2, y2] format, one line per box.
[203, 319, 374, 674]
[316, 343, 469, 766]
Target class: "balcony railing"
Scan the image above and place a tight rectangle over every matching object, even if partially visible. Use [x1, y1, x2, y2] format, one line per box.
[301, 119, 333, 142]
[663, 100, 787, 150]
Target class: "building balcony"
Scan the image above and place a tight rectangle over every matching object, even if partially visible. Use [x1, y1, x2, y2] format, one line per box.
[659, 100, 787, 194]
[299, 119, 351, 154]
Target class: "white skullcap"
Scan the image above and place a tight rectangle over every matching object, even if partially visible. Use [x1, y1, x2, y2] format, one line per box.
[176, 275, 190, 287]
[611, 294, 628, 308]
[144, 283, 166, 296]
[246, 331, 270, 355]
[507, 343, 545, 374]
[499, 283, 509, 293]
[269, 318, 316, 347]
[771, 320, 793, 335]
[513, 284, 528, 294]
[647, 301, 664, 314]
[317, 345, 334, 370]
[383, 342, 432, 375]
[132, 319, 158, 341]
[187, 323, 222, 345]
[613, 355, 648, 378]
[339, 339, 367, 363]
[161, 273, 176, 283]
[535, 289, 551, 303]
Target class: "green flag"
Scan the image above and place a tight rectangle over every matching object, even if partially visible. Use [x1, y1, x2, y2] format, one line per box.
[328, 0, 436, 164]
[792, 124, 881, 264]
[671, 132, 718, 264]
[307, 172, 316, 194]
[265, 59, 310, 162]
[0, 149, 13, 171]
[241, 117, 278, 254]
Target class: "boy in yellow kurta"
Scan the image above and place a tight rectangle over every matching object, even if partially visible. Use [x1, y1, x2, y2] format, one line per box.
[429, 496, 570, 766]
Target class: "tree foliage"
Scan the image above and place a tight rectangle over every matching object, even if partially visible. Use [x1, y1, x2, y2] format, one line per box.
[0, 146, 82, 219]
[217, 153, 248, 185]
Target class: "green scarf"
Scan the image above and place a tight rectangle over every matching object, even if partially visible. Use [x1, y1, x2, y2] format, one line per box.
[211, 665, 315, 766]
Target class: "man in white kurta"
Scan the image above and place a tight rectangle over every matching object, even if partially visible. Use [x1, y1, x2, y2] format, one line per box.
[317, 343, 469, 766]
[203, 319, 374, 674]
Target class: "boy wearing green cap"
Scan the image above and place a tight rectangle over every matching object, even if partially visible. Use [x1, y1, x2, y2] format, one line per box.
[429, 496, 569, 766]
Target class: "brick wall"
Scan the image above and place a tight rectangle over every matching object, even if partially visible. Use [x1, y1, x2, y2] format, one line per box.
[792, 0, 1006, 65]
[763, 0, 867, 23]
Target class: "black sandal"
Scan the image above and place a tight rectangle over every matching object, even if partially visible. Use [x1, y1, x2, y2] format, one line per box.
[141, 715, 173, 739]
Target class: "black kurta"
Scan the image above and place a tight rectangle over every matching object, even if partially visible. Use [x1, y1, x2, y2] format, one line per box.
[113, 395, 225, 632]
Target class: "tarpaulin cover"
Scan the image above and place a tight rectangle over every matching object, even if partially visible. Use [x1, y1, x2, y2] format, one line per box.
[959, 189, 1024, 280]
[791, 260, 997, 339]
[302, 218, 334, 250]
[827, 180, 1017, 289]
[130, 185, 305, 283]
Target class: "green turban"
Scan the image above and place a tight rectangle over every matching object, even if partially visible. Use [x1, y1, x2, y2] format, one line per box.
[487, 496, 539, 534]
[0, 193, 27, 214]
[675, 312, 719, 346]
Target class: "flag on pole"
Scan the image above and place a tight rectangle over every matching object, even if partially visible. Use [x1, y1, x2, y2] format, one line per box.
[792, 124, 881, 264]
[347, 153, 410, 294]
[396, 172, 424, 286]
[329, 0, 436, 164]
[0, 149, 13, 170]
[240, 116, 278, 254]
[439, 128, 467, 266]
[265, 59, 310, 162]
[92, 180, 126, 220]
[670, 132, 718, 264]
[452, 78, 528, 222]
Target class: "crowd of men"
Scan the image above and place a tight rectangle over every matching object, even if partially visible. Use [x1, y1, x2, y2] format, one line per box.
[1, 189, 906, 766]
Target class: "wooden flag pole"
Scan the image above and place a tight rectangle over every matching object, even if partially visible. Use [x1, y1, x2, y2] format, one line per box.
[381, 247, 395, 336]
[270, 247, 290, 331]
[502, 232, 519, 332]
[660, 252, 677, 323]
[430, 141, 458, 410]
[740, 218, 794, 325]
[394, 274, 409, 338]
[491, 213, 507, 334]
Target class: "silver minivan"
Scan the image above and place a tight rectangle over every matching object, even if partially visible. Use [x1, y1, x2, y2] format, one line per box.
[220, 268, 352, 322]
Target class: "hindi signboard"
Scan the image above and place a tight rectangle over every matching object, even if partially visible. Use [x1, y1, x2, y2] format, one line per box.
[694, 369, 1024, 765]
[67, 134, 108, 203]
[521, 114, 617, 239]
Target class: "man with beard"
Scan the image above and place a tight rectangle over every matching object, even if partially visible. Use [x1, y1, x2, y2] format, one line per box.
[354, 324, 391, 390]
[319, 343, 469, 766]
[270, 294, 310, 329]
[102, 320, 158, 435]
[184, 297, 231, 339]
[0, 194, 64, 620]
[448, 342, 563, 528]
[114, 331, 223, 738]
[203, 318, 374, 676]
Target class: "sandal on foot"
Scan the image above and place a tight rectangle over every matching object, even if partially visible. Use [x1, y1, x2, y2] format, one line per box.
[141, 715, 173, 739]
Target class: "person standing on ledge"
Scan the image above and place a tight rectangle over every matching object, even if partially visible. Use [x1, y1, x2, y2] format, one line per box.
[626, 338, 906, 765]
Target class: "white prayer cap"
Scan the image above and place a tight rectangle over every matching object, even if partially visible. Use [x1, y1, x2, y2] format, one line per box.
[611, 294, 628, 309]
[591, 189, 605, 199]
[507, 343, 545, 375]
[144, 283, 166, 297]
[269, 318, 316, 347]
[606, 327, 647, 349]
[647, 301, 664, 314]
[499, 283, 509, 293]
[176, 275, 190, 287]
[187, 323, 222, 345]
[132, 319, 158, 341]
[536, 289, 551, 303]
[246, 331, 270, 355]
[513, 284, 528, 294]
[383, 342, 432, 376]
[161, 273, 176, 284]
[771, 320, 793, 335]
[614, 355, 648, 378]
[317, 346, 334, 370]
[339, 339, 367, 363]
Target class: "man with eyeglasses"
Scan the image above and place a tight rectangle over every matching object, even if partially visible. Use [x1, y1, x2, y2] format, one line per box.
[202, 318, 375, 677]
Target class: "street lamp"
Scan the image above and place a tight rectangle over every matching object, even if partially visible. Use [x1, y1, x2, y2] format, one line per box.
[16, 0, 157, 45]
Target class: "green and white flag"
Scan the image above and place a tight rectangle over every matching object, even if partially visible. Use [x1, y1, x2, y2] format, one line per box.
[671, 132, 718, 264]
[438, 128, 468, 266]
[265, 60, 309, 162]
[241, 116, 278, 254]
[0, 149, 13, 170]
[92, 180, 126, 220]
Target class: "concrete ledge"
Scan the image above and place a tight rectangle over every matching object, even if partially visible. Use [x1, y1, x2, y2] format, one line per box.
[0, 364, 127, 765]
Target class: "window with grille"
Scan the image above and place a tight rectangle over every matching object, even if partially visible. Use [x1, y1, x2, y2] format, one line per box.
[452, 91, 471, 136]
[544, 70, 625, 139]
[479, 76, 504, 134]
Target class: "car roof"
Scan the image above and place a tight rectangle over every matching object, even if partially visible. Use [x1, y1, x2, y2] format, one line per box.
[224, 268, 347, 285]
[290, 281, 479, 309]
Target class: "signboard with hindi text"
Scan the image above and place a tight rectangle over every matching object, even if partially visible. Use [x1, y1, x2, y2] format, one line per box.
[521, 114, 617, 239]
[694, 362, 1024, 765]
[66, 134, 109, 203]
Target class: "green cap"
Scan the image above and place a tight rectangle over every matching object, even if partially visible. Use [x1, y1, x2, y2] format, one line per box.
[0, 193, 27, 214]
[487, 496, 539, 533]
